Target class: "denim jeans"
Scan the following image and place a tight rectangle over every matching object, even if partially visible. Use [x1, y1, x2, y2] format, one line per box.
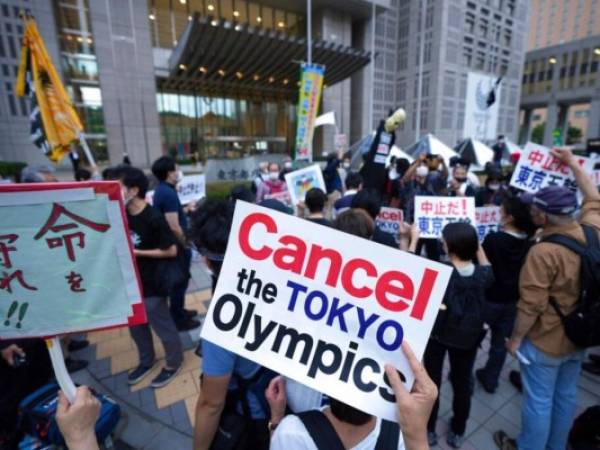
[517, 338, 585, 450]
[479, 302, 516, 390]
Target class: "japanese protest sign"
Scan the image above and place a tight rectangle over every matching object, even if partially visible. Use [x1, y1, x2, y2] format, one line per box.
[264, 191, 293, 207]
[201, 201, 452, 421]
[284, 164, 326, 206]
[295, 64, 325, 161]
[0, 182, 145, 339]
[375, 207, 404, 244]
[475, 206, 501, 242]
[178, 174, 206, 205]
[414, 196, 476, 239]
[509, 143, 595, 193]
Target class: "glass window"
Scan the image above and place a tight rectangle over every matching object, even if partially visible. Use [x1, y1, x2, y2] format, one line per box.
[6, 35, 16, 58]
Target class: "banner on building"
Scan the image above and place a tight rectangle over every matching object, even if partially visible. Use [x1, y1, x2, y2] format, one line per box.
[509, 142, 595, 193]
[200, 201, 453, 421]
[15, 16, 83, 162]
[463, 72, 501, 141]
[375, 207, 404, 243]
[0, 182, 145, 339]
[475, 206, 501, 242]
[414, 196, 476, 239]
[295, 64, 325, 162]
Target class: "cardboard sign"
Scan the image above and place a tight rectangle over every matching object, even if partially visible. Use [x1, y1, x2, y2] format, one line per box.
[0, 182, 145, 339]
[284, 164, 326, 206]
[509, 143, 595, 193]
[200, 201, 452, 421]
[178, 174, 206, 205]
[475, 206, 501, 242]
[375, 207, 404, 244]
[415, 196, 476, 239]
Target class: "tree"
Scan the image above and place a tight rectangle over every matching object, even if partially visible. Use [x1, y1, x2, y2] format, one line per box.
[566, 124, 583, 145]
[531, 122, 545, 144]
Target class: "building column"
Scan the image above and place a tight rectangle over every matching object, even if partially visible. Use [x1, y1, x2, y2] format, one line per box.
[587, 97, 600, 141]
[543, 101, 558, 147]
[519, 108, 532, 144]
[558, 104, 570, 145]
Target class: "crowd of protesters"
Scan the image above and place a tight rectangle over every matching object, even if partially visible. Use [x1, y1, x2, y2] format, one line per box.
[2, 140, 600, 450]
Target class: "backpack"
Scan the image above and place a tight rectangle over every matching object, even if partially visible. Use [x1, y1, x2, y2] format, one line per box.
[542, 224, 600, 348]
[569, 405, 600, 450]
[432, 266, 489, 350]
[297, 409, 400, 450]
[17, 382, 120, 447]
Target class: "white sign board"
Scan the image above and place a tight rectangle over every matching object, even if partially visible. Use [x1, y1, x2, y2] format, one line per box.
[475, 206, 501, 242]
[284, 164, 326, 206]
[463, 72, 501, 141]
[178, 174, 206, 205]
[200, 202, 452, 421]
[509, 143, 595, 193]
[375, 207, 404, 244]
[414, 196, 476, 239]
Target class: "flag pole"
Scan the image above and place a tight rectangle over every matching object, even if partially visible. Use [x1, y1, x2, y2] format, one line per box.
[78, 132, 97, 169]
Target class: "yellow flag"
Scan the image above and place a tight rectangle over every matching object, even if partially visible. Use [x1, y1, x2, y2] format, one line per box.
[15, 16, 83, 162]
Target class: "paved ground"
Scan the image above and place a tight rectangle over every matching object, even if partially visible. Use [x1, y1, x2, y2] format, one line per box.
[69, 260, 600, 449]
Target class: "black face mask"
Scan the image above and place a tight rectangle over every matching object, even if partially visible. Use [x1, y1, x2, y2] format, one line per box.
[454, 177, 467, 183]
[329, 399, 372, 425]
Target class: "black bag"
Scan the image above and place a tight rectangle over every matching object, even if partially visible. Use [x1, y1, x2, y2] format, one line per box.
[297, 409, 400, 450]
[209, 368, 273, 450]
[434, 268, 487, 350]
[543, 224, 600, 348]
[568, 405, 600, 450]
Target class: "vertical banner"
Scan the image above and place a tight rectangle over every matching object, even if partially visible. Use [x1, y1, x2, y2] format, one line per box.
[295, 64, 325, 162]
[462, 72, 501, 141]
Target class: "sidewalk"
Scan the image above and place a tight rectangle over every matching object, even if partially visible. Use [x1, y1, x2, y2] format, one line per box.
[70, 260, 600, 449]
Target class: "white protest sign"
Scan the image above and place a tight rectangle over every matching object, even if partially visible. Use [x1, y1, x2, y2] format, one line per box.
[177, 174, 206, 205]
[414, 196, 476, 239]
[475, 206, 501, 242]
[264, 190, 293, 207]
[284, 164, 326, 206]
[593, 170, 600, 187]
[0, 182, 145, 339]
[375, 207, 404, 244]
[510, 143, 595, 193]
[200, 201, 452, 421]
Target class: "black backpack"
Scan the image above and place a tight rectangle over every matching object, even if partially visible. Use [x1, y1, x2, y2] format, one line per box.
[297, 409, 400, 450]
[432, 266, 489, 350]
[542, 224, 600, 348]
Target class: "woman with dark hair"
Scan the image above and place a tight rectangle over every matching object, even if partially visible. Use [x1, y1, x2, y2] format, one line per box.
[475, 196, 536, 394]
[424, 223, 494, 448]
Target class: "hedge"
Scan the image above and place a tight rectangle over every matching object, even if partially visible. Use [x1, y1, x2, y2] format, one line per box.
[0, 161, 27, 180]
[206, 180, 251, 200]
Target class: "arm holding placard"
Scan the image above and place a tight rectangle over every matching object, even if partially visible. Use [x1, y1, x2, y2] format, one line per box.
[56, 387, 100, 450]
[193, 374, 230, 450]
[551, 148, 600, 201]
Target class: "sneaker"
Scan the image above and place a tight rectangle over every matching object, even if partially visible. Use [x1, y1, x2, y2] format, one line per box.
[427, 431, 438, 446]
[183, 308, 198, 318]
[65, 358, 88, 373]
[493, 430, 517, 450]
[446, 431, 464, 448]
[175, 317, 201, 331]
[509, 370, 522, 392]
[151, 366, 181, 388]
[67, 339, 89, 352]
[128, 364, 155, 385]
[475, 368, 496, 394]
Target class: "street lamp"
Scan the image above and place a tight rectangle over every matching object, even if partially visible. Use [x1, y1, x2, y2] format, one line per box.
[549, 57, 557, 64]
[594, 48, 600, 56]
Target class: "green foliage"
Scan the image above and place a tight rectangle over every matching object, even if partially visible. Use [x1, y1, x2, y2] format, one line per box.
[531, 122, 545, 144]
[0, 161, 27, 181]
[206, 181, 251, 200]
[566, 125, 583, 145]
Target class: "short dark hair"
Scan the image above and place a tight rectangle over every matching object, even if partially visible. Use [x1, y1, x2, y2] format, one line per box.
[329, 398, 371, 425]
[75, 168, 92, 181]
[230, 185, 255, 203]
[333, 209, 374, 239]
[119, 166, 149, 198]
[151, 156, 176, 181]
[351, 188, 381, 219]
[305, 187, 326, 213]
[503, 196, 536, 236]
[345, 171, 363, 190]
[442, 222, 478, 261]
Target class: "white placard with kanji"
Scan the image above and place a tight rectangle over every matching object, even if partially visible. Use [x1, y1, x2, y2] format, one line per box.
[414, 196, 476, 239]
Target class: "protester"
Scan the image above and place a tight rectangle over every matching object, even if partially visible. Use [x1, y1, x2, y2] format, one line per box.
[495, 148, 600, 450]
[475, 196, 536, 394]
[230, 184, 256, 204]
[189, 199, 275, 450]
[151, 156, 200, 331]
[338, 152, 352, 189]
[448, 164, 476, 197]
[20, 164, 58, 183]
[56, 387, 101, 450]
[322, 152, 343, 194]
[299, 187, 331, 226]
[333, 171, 363, 217]
[69, 149, 81, 180]
[475, 171, 508, 207]
[256, 162, 288, 203]
[350, 188, 397, 247]
[492, 135, 507, 167]
[117, 166, 184, 388]
[279, 156, 294, 181]
[424, 222, 494, 448]
[253, 161, 270, 194]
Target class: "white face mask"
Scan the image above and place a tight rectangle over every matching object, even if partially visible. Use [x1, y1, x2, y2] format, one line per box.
[416, 166, 429, 177]
[343, 162, 351, 170]
[388, 168, 399, 180]
[269, 171, 279, 181]
[488, 183, 501, 191]
[284, 162, 293, 169]
[121, 188, 134, 205]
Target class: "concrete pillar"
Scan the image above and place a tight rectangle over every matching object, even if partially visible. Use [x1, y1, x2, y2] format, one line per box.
[519, 108, 532, 144]
[558, 104, 569, 145]
[587, 97, 600, 141]
[544, 101, 558, 147]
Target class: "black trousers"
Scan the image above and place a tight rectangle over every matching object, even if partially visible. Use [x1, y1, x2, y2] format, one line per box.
[415, 238, 441, 262]
[423, 338, 478, 435]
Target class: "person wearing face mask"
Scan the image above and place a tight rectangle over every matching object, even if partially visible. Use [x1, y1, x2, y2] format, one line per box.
[256, 162, 288, 203]
[279, 157, 294, 181]
[448, 165, 476, 197]
[117, 166, 184, 389]
[151, 156, 200, 331]
[252, 161, 270, 194]
[338, 153, 352, 188]
[475, 172, 507, 207]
